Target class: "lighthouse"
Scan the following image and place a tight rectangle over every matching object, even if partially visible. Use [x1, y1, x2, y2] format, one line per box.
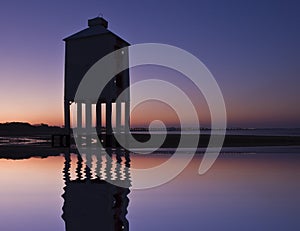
[63, 17, 130, 146]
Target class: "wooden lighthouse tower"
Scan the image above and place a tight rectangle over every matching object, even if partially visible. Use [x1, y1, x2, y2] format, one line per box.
[63, 17, 130, 146]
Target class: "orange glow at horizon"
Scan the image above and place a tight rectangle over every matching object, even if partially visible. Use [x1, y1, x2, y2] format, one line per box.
[1, 82, 299, 128]
[130, 100, 180, 127]
[0, 109, 63, 126]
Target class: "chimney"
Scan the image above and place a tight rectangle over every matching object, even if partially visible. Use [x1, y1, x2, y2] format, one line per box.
[88, 17, 108, 28]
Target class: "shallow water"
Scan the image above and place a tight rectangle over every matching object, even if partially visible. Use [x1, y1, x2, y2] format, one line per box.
[0, 148, 299, 231]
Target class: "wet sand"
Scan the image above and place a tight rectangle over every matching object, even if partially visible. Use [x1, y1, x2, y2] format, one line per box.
[0, 134, 300, 158]
[131, 133, 300, 148]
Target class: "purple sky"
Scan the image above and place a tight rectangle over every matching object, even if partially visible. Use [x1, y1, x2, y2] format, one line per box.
[0, 0, 299, 128]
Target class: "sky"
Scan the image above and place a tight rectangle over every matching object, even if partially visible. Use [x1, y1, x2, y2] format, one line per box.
[0, 0, 299, 128]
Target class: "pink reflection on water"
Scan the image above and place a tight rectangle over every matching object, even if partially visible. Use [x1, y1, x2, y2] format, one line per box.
[128, 153, 300, 231]
[0, 152, 299, 231]
[0, 156, 65, 231]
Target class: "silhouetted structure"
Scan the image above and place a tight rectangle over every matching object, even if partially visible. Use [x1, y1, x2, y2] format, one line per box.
[63, 17, 130, 147]
[62, 150, 130, 231]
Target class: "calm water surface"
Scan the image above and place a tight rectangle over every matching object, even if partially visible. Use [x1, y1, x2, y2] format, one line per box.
[0, 148, 299, 231]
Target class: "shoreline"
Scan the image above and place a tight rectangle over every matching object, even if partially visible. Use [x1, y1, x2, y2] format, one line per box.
[0, 134, 300, 159]
[1, 133, 300, 147]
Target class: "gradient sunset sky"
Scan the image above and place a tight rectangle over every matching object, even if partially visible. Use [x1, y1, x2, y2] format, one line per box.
[0, 0, 299, 128]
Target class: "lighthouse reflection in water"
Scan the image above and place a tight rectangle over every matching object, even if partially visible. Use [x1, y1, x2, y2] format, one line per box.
[61, 147, 130, 231]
